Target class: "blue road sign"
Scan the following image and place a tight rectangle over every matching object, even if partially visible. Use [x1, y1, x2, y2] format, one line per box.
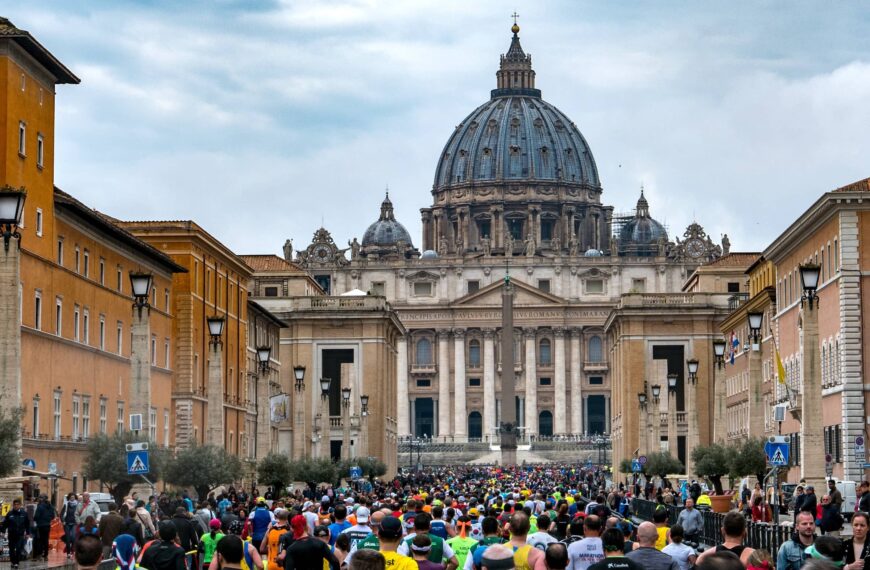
[349, 466, 362, 480]
[22, 458, 35, 469]
[631, 459, 642, 473]
[127, 450, 149, 475]
[764, 441, 789, 466]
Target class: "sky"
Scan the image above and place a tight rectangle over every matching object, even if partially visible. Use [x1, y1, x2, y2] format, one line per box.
[12, 1, 870, 256]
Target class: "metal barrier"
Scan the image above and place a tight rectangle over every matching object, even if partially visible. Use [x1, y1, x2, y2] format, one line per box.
[631, 498, 793, 553]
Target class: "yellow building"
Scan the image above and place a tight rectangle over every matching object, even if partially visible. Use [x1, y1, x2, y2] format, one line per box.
[0, 18, 185, 497]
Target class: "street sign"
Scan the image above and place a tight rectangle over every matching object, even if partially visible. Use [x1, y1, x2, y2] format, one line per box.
[764, 440, 789, 466]
[22, 458, 35, 469]
[349, 466, 362, 480]
[825, 454, 833, 477]
[126, 442, 149, 452]
[48, 463, 57, 475]
[631, 459, 642, 473]
[127, 449, 150, 475]
[638, 455, 648, 466]
[857, 436, 866, 466]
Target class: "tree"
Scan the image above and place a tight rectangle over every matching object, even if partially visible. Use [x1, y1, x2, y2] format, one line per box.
[257, 453, 294, 492]
[0, 407, 23, 478]
[358, 457, 387, 480]
[643, 452, 683, 483]
[618, 458, 637, 475]
[729, 437, 769, 485]
[83, 432, 166, 505]
[692, 443, 734, 495]
[292, 457, 338, 490]
[165, 444, 242, 500]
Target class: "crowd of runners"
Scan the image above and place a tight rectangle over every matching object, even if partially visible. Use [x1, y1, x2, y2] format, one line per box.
[1, 463, 862, 570]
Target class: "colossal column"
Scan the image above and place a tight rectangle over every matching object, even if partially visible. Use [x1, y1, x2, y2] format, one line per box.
[437, 330, 451, 439]
[453, 329, 467, 440]
[483, 329, 496, 439]
[397, 335, 410, 436]
[523, 328, 537, 436]
[569, 329, 582, 435]
[554, 328, 567, 434]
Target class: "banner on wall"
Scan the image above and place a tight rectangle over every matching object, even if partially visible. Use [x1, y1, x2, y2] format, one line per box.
[270, 394, 290, 423]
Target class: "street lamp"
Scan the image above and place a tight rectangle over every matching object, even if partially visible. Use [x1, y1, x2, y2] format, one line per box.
[686, 359, 699, 385]
[637, 392, 647, 409]
[360, 394, 370, 458]
[320, 377, 332, 399]
[651, 384, 661, 403]
[341, 386, 352, 460]
[360, 394, 369, 415]
[293, 365, 306, 392]
[128, 269, 155, 438]
[257, 346, 272, 375]
[341, 387, 352, 407]
[318, 378, 331, 459]
[207, 316, 225, 345]
[667, 373, 678, 393]
[0, 186, 26, 251]
[747, 311, 764, 346]
[799, 264, 821, 310]
[254, 346, 272, 459]
[713, 340, 726, 369]
[129, 271, 153, 310]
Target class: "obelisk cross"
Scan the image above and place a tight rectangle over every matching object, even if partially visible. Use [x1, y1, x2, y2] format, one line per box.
[512, 11, 520, 25]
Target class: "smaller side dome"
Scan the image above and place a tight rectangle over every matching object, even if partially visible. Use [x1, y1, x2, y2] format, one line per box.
[584, 249, 603, 257]
[421, 250, 439, 260]
[362, 192, 414, 248]
[618, 188, 668, 257]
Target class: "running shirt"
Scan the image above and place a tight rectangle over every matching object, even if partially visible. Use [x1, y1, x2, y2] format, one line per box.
[381, 550, 417, 569]
[430, 519, 449, 539]
[264, 524, 290, 570]
[446, 535, 478, 569]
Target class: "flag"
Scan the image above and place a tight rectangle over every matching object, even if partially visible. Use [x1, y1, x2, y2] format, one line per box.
[775, 348, 786, 384]
[729, 331, 739, 365]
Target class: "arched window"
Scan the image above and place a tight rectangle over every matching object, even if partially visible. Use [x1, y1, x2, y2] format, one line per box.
[468, 339, 481, 368]
[468, 411, 483, 440]
[416, 338, 432, 365]
[588, 336, 603, 362]
[539, 338, 552, 366]
[539, 411, 553, 437]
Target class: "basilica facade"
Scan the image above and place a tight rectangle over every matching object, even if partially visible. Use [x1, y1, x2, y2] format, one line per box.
[293, 25, 729, 447]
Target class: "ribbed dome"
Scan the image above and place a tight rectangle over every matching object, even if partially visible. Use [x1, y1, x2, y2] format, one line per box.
[618, 190, 667, 256]
[433, 96, 601, 190]
[362, 193, 414, 247]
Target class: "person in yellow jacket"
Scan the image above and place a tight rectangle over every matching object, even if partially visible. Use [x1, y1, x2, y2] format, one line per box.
[696, 492, 712, 509]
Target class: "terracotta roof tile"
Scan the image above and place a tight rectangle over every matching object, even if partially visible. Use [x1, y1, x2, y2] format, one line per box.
[702, 252, 760, 268]
[832, 177, 870, 193]
[239, 255, 305, 273]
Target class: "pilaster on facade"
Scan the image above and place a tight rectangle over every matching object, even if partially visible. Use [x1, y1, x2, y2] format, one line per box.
[838, 210, 863, 481]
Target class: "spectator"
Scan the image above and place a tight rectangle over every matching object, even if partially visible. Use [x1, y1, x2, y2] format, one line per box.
[746, 549, 774, 570]
[74, 533, 104, 570]
[675, 499, 702, 544]
[76, 492, 101, 524]
[818, 495, 843, 536]
[33, 494, 56, 561]
[661, 525, 696, 570]
[61, 493, 80, 559]
[99, 503, 125, 558]
[843, 511, 870, 567]
[1, 498, 31, 570]
[777, 511, 817, 570]
[139, 521, 187, 570]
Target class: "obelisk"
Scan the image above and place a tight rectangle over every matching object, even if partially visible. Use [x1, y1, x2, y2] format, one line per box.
[500, 273, 518, 464]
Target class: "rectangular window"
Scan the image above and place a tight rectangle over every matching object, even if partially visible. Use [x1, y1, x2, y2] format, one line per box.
[18, 121, 25, 155]
[75, 247, 80, 272]
[539, 377, 552, 386]
[117, 322, 123, 355]
[53, 391, 61, 440]
[72, 394, 80, 440]
[55, 297, 62, 336]
[834, 239, 839, 272]
[99, 258, 105, 285]
[537, 279, 550, 293]
[164, 338, 170, 368]
[152, 286, 157, 306]
[117, 402, 124, 434]
[83, 250, 90, 278]
[165, 289, 170, 312]
[370, 282, 385, 296]
[416, 378, 431, 388]
[34, 290, 42, 330]
[632, 278, 647, 293]
[264, 286, 278, 297]
[589, 376, 604, 385]
[83, 309, 89, 345]
[467, 280, 480, 294]
[117, 266, 123, 292]
[163, 410, 170, 447]
[75, 305, 82, 339]
[82, 396, 90, 439]
[149, 408, 157, 441]
[469, 377, 481, 387]
[57, 239, 64, 265]
[99, 315, 106, 350]
[727, 282, 740, 293]
[586, 279, 604, 294]
[99, 398, 107, 434]
[32, 398, 39, 438]
[151, 335, 157, 365]
[36, 133, 44, 168]
[413, 282, 433, 296]
[35, 208, 43, 237]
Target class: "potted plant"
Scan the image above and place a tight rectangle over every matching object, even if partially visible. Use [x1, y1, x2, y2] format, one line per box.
[692, 443, 734, 512]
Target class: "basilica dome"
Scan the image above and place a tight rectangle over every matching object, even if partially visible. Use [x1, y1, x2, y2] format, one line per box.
[618, 190, 668, 256]
[433, 29, 600, 191]
[362, 193, 414, 247]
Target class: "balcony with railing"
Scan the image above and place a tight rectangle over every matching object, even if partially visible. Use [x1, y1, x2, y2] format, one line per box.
[728, 292, 750, 311]
[584, 360, 609, 372]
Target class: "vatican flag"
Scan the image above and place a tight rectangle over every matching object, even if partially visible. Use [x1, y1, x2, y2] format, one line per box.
[775, 349, 786, 384]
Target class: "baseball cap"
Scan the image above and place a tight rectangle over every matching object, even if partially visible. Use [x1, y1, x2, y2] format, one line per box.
[468, 507, 480, 516]
[303, 501, 313, 510]
[344, 497, 354, 505]
[356, 507, 371, 523]
[313, 525, 330, 538]
[321, 495, 330, 503]
[257, 497, 266, 504]
[379, 516, 403, 539]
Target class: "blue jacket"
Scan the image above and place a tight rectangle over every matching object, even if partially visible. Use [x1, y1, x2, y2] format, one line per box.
[777, 536, 810, 570]
[251, 507, 272, 541]
[2, 508, 31, 537]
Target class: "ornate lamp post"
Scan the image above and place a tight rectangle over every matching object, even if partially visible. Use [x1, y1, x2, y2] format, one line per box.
[206, 316, 225, 447]
[747, 311, 765, 437]
[686, 358, 700, 476]
[0, 187, 25, 457]
[651, 384, 661, 454]
[128, 271, 153, 437]
[667, 373, 678, 459]
[254, 346, 271, 458]
[318, 378, 331, 458]
[291, 364, 305, 457]
[799, 263, 824, 486]
[341, 386, 352, 460]
[712, 339, 727, 443]
[637, 391, 649, 456]
[360, 394, 369, 458]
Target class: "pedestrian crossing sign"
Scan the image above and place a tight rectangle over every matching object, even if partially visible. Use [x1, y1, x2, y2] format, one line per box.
[127, 450, 150, 474]
[764, 440, 789, 466]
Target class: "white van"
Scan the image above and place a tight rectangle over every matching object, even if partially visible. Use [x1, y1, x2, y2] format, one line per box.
[832, 480, 857, 518]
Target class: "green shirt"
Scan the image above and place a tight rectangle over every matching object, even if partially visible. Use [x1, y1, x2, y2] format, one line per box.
[446, 535, 478, 569]
[201, 532, 224, 563]
[358, 533, 380, 551]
